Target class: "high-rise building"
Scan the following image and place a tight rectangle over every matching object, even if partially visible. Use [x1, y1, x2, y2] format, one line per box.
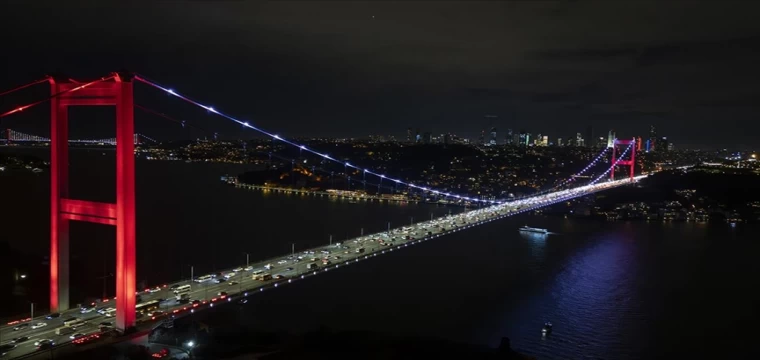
[567, 136, 575, 146]
[585, 125, 594, 148]
[489, 127, 497, 145]
[518, 130, 527, 146]
[541, 135, 549, 146]
[668, 142, 674, 151]
[505, 129, 514, 145]
[607, 130, 616, 148]
[443, 133, 451, 145]
[648, 125, 657, 152]
[423, 132, 432, 144]
[415, 128, 421, 143]
[576, 133, 584, 147]
[406, 128, 412, 143]
[660, 136, 669, 152]
[526, 133, 532, 146]
[557, 137, 563, 147]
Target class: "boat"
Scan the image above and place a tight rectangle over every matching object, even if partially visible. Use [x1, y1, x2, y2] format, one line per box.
[542, 322, 553, 335]
[519, 226, 549, 234]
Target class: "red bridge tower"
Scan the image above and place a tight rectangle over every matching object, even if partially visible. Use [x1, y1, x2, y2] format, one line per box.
[610, 138, 636, 180]
[49, 73, 136, 331]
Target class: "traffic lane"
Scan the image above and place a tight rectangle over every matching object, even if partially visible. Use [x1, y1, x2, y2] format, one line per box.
[2, 311, 110, 349]
[0, 203, 537, 354]
[0, 322, 101, 358]
[8, 211, 503, 355]
[4, 205, 505, 346]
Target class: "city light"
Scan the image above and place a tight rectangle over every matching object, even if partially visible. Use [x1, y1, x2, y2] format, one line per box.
[137, 73, 506, 204]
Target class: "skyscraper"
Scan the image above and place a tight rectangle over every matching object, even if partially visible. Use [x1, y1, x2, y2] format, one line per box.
[576, 133, 584, 147]
[518, 130, 527, 146]
[557, 137, 563, 147]
[423, 132, 432, 144]
[660, 136, 669, 152]
[505, 129, 514, 145]
[406, 128, 412, 143]
[489, 127, 497, 145]
[648, 125, 657, 151]
[607, 130, 616, 148]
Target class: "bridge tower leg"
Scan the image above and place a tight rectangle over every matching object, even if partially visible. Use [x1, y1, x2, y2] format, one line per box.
[610, 138, 636, 181]
[49, 73, 136, 332]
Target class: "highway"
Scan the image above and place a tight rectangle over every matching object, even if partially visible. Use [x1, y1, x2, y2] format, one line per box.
[0, 177, 640, 359]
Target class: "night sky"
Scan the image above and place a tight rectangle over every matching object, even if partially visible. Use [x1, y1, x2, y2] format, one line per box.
[1, 1, 759, 149]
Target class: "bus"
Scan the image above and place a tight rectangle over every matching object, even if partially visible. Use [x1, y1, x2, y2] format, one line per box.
[194, 275, 212, 283]
[64, 319, 86, 328]
[135, 300, 160, 314]
[173, 284, 191, 295]
[56, 327, 75, 335]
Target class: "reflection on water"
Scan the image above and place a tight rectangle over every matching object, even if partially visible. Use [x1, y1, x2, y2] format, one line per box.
[519, 230, 548, 260]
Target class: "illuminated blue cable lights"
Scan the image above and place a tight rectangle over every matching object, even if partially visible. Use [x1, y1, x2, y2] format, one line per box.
[134, 75, 501, 204]
[587, 141, 633, 185]
[504, 146, 611, 203]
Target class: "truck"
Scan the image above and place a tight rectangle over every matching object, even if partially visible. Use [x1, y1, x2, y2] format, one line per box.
[253, 273, 272, 281]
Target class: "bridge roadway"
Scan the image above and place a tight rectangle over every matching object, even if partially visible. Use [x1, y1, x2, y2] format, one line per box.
[0, 177, 641, 359]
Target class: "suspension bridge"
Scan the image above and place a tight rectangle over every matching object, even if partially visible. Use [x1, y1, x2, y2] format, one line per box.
[0, 73, 641, 359]
[0, 128, 157, 146]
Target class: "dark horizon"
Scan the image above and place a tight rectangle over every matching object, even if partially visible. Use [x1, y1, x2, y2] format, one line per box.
[1, 2, 759, 150]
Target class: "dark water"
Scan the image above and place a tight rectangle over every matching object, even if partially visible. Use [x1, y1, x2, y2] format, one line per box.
[2, 148, 759, 358]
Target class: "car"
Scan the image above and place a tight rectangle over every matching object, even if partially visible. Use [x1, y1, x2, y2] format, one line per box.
[33, 339, 53, 347]
[214, 278, 226, 283]
[12, 323, 29, 331]
[0, 344, 17, 356]
[80, 306, 96, 314]
[191, 300, 201, 307]
[31, 322, 48, 329]
[223, 272, 235, 279]
[12, 337, 29, 344]
[45, 313, 61, 319]
[99, 321, 112, 327]
[70, 333, 85, 340]
[277, 260, 288, 264]
[148, 286, 162, 293]
[228, 281, 239, 286]
[274, 274, 286, 280]
[217, 291, 228, 297]
[233, 267, 244, 272]
[285, 267, 294, 271]
[169, 284, 180, 290]
[37, 342, 54, 350]
[244, 266, 254, 271]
